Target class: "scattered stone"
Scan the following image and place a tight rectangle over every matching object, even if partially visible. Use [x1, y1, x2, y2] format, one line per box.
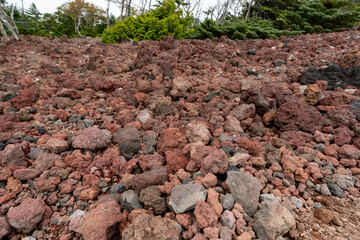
[139, 186, 166, 214]
[314, 209, 333, 224]
[70, 201, 122, 240]
[122, 213, 182, 240]
[120, 190, 143, 212]
[253, 200, 296, 240]
[0, 144, 27, 167]
[72, 127, 112, 150]
[0, 216, 12, 239]
[230, 104, 256, 121]
[194, 200, 218, 228]
[169, 183, 208, 214]
[131, 167, 168, 192]
[7, 197, 45, 233]
[221, 194, 235, 210]
[220, 210, 236, 229]
[113, 125, 141, 160]
[226, 171, 261, 216]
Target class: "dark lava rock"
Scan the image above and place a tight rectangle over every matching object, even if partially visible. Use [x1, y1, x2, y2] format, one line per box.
[299, 63, 360, 90]
[113, 125, 141, 160]
[274, 101, 323, 134]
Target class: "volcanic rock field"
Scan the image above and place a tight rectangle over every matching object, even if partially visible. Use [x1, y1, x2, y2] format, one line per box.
[0, 29, 360, 240]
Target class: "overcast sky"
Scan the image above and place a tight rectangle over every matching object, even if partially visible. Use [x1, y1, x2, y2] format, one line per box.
[7, 0, 216, 16]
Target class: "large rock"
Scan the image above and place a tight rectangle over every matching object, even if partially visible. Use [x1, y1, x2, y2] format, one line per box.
[131, 167, 168, 192]
[0, 144, 27, 167]
[7, 197, 45, 233]
[72, 127, 112, 150]
[113, 125, 140, 160]
[122, 213, 182, 240]
[226, 171, 261, 217]
[253, 200, 296, 240]
[70, 201, 122, 240]
[274, 101, 323, 134]
[230, 103, 256, 121]
[169, 183, 208, 214]
[170, 77, 192, 98]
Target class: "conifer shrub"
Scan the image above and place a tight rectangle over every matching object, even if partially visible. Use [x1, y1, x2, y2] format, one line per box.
[102, 0, 194, 43]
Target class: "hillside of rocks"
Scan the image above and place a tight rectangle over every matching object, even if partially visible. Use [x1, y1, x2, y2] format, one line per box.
[0, 29, 360, 240]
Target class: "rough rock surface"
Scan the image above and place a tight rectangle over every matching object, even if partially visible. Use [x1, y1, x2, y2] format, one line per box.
[7, 197, 45, 233]
[226, 171, 261, 216]
[69, 201, 122, 240]
[72, 127, 112, 150]
[253, 200, 296, 240]
[122, 213, 182, 240]
[169, 183, 208, 214]
[0, 31, 360, 239]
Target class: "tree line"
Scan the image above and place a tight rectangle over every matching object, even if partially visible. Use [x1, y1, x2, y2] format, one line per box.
[0, 0, 359, 43]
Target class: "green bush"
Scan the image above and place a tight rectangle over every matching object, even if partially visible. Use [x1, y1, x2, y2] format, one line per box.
[274, 0, 360, 33]
[102, 0, 194, 43]
[191, 18, 299, 40]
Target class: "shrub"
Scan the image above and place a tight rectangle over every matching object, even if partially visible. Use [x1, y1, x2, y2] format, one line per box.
[191, 18, 299, 40]
[102, 0, 194, 43]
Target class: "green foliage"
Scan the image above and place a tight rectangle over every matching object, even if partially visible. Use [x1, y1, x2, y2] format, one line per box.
[102, 0, 194, 43]
[274, 0, 360, 33]
[191, 18, 300, 40]
[192, 0, 359, 40]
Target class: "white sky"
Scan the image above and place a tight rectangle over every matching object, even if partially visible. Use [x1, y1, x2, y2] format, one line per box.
[7, 0, 216, 17]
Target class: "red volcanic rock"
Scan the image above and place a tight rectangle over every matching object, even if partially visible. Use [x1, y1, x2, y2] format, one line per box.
[0, 144, 27, 167]
[274, 101, 323, 134]
[9, 86, 38, 110]
[13, 168, 40, 180]
[72, 127, 112, 150]
[200, 149, 228, 175]
[324, 106, 357, 128]
[0, 216, 12, 239]
[194, 200, 218, 228]
[165, 151, 188, 173]
[70, 201, 122, 240]
[45, 137, 69, 153]
[333, 126, 353, 146]
[7, 197, 45, 233]
[157, 128, 188, 153]
[131, 167, 168, 192]
[138, 154, 165, 171]
[338, 144, 360, 159]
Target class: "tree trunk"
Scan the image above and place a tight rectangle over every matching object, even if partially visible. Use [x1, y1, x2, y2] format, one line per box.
[106, 0, 110, 26]
[0, 21, 9, 42]
[126, 0, 132, 17]
[75, 15, 82, 37]
[10, 4, 19, 35]
[0, 5, 19, 41]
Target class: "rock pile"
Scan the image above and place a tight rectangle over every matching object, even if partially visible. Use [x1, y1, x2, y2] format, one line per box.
[0, 29, 360, 240]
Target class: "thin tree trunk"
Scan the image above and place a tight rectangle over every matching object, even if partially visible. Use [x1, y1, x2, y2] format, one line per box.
[0, 21, 10, 42]
[0, 5, 19, 41]
[75, 16, 82, 37]
[106, 0, 110, 26]
[120, 0, 125, 19]
[10, 4, 19, 35]
[126, 0, 132, 17]
[245, 0, 253, 19]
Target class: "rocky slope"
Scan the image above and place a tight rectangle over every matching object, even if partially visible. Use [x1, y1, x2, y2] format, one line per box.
[0, 29, 360, 240]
